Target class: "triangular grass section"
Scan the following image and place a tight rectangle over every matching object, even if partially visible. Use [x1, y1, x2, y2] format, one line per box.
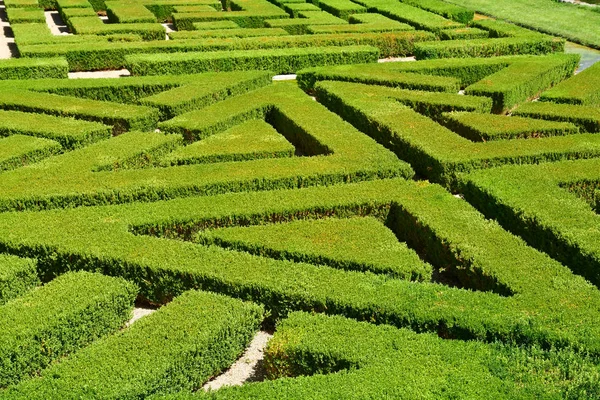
[161, 119, 295, 165]
[196, 216, 432, 281]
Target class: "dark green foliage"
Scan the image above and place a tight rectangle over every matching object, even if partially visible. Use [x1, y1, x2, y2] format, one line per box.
[126, 46, 380, 75]
[0, 58, 68, 80]
[5, 290, 263, 399]
[540, 61, 600, 106]
[0, 110, 112, 149]
[0, 271, 137, 387]
[0, 255, 38, 306]
[442, 112, 580, 141]
[514, 102, 600, 133]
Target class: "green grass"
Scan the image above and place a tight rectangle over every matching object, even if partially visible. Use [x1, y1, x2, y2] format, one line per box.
[444, 0, 600, 49]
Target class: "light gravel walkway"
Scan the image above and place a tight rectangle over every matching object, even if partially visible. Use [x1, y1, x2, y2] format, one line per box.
[45, 11, 71, 35]
[0, 0, 16, 59]
[203, 331, 273, 391]
[69, 69, 131, 79]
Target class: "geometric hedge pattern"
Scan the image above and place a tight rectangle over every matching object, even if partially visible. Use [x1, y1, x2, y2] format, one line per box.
[1, 0, 600, 398]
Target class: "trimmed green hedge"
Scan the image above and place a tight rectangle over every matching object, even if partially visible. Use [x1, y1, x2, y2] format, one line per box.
[0, 179, 599, 355]
[0, 58, 68, 80]
[20, 31, 434, 71]
[0, 134, 62, 171]
[67, 16, 166, 41]
[6, 7, 46, 23]
[464, 53, 578, 113]
[442, 112, 580, 141]
[153, 312, 600, 399]
[169, 27, 289, 39]
[459, 158, 600, 291]
[414, 35, 565, 59]
[0, 255, 38, 306]
[306, 12, 414, 34]
[0, 271, 137, 387]
[126, 46, 380, 75]
[161, 119, 295, 165]
[439, 27, 488, 40]
[105, 1, 158, 23]
[266, 10, 347, 34]
[514, 102, 600, 133]
[0, 90, 160, 134]
[316, 0, 366, 20]
[5, 290, 263, 399]
[314, 79, 600, 185]
[540, 61, 600, 106]
[0, 109, 112, 149]
[400, 0, 473, 24]
[196, 216, 432, 280]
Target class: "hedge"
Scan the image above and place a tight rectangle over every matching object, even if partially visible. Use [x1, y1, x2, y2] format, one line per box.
[0, 134, 62, 171]
[5, 290, 263, 399]
[0, 255, 38, 306]
[464, 53, 578, 113]
[0, 90, 160, 134]
[11, 22, 144, 46]
[513, 102, 600, 133]
[192, 20, 239, 29]
[162, 119, 295, 165]
[0, 57, 68, 80]
[152, 312, 599, 399]
[414, 35, 565, 59]
[314, 79, 600, 185]
[169, 27, 289, 39]
[439, 27, 488, 40]
[105, 1, 158, 23]
[471, 18, 539, 38]
[126, 46, 380, 75]
[19, 31, 434, 70]
[0, 109, 112, 149]
[442, 112, 580, 141]
[6, 7, 46, 23]
[316, 0, 366, 20]
[197, 215, 432, 280]
[0, 271, 137, 387]
[459, 158, 600, 291]
[306, 12, 414, 34]
[0, 82, 410, 211]
[400, 0, 473, 24]
[353, 0, 463, 32]
[540, 61, 600, 106]
[265, 10, 347, 35]
[67, 16, 166, 41]
[0, 179, 600, 356]
[282, 2, 320, 18]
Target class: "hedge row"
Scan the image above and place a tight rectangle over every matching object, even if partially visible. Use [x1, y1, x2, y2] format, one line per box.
[5, 290, 263, 399]
[154, 312, 598, 399]
[0, 271, 137, 387]
[316, 0, 366, 20]
[0, 255, 38, 306]
[0, 90, 160, 134]
[169, 27, 289, 39]
[20, 31, 434, 70]
[266, 10, 347, 35]
[400, 0, 473, 24]
[414, 35, 565, 59]
[314, 80, 600, 185]
[0, 109, 112, 149]
[514, 102, 600, 133]
[540, 61, 600, 106]
[196, 215, 432, 280]
[471, 18, 540, 38]
[442, 112, 580, 141]
[306, 12, 415, 34]
[0, 134, 62, 171]
[11, 22, 144, 46]
[67, 16, 166, 40]
[126, 46, 379, 75]
[0, 82, 410, 210]
[354, 0, 463, 32]
[464, 53, 578, 113]
[298, 55, 516, 89]
[439, 27, 488, 40]
[172, 0, 289, 29]
[6, 7, 46, 23]
[162, 119, 295, 165]
[105, 0, 158, 23]
[0, 57, 68, 80]
[459, 159, 600, 291]
[1, 179, 600, 355]
[282, 2, 320, 18]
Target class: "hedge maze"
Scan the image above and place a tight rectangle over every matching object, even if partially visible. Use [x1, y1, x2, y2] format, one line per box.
[1, 0, 600, 397]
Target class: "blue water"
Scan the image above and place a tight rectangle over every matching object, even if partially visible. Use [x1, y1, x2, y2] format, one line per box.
[565, 41, 600, 72]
